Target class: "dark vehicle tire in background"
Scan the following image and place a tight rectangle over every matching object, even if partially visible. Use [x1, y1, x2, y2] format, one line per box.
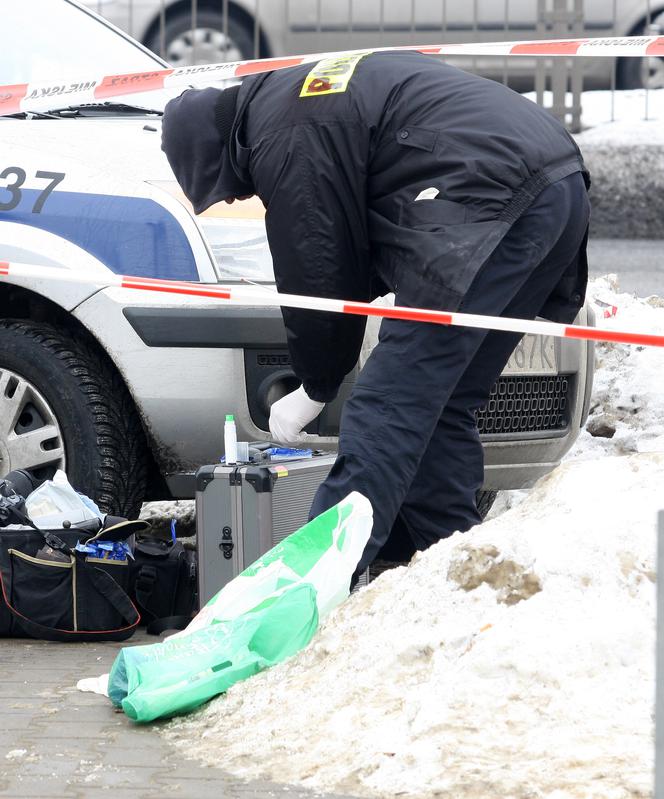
[0, 320, 148, 518]
[618, 13, 664, 89]
[144, 8, 256, 65]
[476, 489, 498, 519]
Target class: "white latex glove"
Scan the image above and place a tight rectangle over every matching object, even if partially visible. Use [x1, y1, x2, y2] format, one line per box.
[269, 385, 325, 443]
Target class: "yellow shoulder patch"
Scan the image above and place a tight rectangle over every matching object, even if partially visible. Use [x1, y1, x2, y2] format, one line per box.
[299, 51, 371, 98]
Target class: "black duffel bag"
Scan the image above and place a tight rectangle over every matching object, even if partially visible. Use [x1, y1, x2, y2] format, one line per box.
[129, 535, 198, 635]
[0, 518, 148, 642]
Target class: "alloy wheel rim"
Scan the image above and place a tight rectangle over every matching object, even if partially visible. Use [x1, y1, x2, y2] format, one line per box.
[0, 367, 65, 479]
[166, 28, 244, 66]
[642, 56, 664, 89]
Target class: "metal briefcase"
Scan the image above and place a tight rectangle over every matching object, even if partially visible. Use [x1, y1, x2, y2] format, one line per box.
[196, 453, 368, 606]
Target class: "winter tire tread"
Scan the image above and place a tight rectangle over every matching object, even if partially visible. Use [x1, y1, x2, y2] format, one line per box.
[0, 319, 149, 518]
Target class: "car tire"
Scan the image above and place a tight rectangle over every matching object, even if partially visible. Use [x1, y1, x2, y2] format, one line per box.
[476, 489, 497, 519]
[0, 320, 149, 518]
[618, 14, 664, 89]
[145, 9, 256, 65]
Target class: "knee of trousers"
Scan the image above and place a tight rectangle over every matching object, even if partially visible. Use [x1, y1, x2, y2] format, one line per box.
[340, 382, 445, 464]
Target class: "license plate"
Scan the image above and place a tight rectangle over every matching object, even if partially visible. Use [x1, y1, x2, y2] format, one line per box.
[504, 335, 557, 376]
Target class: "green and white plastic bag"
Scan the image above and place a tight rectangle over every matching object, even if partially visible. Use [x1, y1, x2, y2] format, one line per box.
[108, 491, 372, 722]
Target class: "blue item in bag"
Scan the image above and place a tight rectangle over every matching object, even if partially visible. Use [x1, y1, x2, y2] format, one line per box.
[75, 540, 133, 561]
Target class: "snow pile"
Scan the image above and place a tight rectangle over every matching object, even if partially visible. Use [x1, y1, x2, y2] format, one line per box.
[569, 88, 664, 239]
[526, 87, 664, 145]
[163, 280, 663, 798]
[576, 275, 664, 459]
[165, 455, 659, 797]
[140, 497, 195, 538]
[525, 88, 664, 238]
[573, 87, 664, 145]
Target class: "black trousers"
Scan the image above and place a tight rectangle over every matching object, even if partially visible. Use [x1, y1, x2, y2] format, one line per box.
[310, 172, 590, 575]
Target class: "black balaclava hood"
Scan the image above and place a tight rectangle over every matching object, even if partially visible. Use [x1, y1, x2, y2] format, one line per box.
[161, 84, 253, 214]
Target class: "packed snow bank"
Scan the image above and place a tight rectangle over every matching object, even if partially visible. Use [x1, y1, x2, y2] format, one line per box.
[140, 497, 195, 538]
[575, 89, 664, 239]
[163, 279, 662, 798]
[527, 87, 664, 144]
[165, 454, 658, 798]
[525, 88, 664, 237]
[575, 275, 664, 459]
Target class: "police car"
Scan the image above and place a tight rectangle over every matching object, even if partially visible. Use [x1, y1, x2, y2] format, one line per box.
[0, 0, 594, 518]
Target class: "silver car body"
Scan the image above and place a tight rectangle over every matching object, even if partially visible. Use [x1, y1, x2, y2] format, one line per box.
[84, 0, 661, 86]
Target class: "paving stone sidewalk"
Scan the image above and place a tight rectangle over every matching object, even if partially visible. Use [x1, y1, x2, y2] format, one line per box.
[0, 633, 360, 799]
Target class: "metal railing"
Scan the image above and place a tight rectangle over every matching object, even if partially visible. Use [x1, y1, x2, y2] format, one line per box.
[536, 0, 583, 131]
[91, 0, 663, 131]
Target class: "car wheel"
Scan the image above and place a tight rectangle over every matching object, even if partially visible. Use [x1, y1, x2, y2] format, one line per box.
[145, 9, 256, 66]
[0, 320, 149, 518]
[618, 14, 664, 89]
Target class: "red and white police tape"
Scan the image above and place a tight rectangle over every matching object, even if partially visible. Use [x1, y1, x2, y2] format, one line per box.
[2, 260, 663, 349]
[1, 35, 663, 116]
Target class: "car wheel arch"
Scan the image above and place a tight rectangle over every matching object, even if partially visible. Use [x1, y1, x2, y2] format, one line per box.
[617, 5, 664, 89]
[0, 282, 167, 502]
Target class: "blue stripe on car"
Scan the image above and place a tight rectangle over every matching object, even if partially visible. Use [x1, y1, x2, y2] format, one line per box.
[3, 188, 198, 280]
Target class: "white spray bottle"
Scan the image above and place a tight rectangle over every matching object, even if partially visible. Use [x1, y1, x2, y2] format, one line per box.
[224, 414, 238, 465]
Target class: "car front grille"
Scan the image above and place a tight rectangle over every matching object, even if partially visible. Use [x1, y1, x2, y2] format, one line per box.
[247, 348, 575, 439]
[477, 374, 573, 436]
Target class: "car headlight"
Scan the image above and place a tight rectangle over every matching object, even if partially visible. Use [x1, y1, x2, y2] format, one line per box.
[149, 182, 275, 283]
[199, 216, 275, 283]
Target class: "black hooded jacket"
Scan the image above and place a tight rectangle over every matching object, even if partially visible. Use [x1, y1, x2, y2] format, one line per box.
[162, 51, 589, 403]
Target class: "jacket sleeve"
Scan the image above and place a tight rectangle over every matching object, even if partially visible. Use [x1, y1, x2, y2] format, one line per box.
[249, 122, 372, 403]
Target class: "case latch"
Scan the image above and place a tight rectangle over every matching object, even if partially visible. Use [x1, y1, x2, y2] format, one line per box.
[219, 526, 234, 560]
